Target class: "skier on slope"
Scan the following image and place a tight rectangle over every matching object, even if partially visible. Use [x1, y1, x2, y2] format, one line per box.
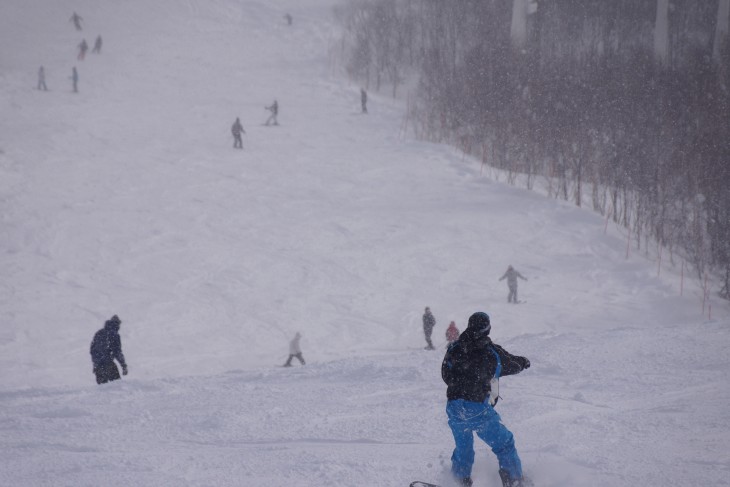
[442, 312, 531, 487]
[90, 315, 129, 385]
[70, 12, 83, 31]
[498, 265, 527, 304]
[78, 39, 89, 60]
[37, 66, 48, 91]
[283, 332, 305, 367]
[264, 99, 279, 126]
[71, 66, 79, 93]
[361, 88, 368, 113]
[231, 117, 246, 149]
[445, 321, 460, 345]
[92, 35, 103, 54]
[422, 307, 436, 350]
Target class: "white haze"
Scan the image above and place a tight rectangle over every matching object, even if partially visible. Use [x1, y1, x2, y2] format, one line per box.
[1, 0, 729, 486]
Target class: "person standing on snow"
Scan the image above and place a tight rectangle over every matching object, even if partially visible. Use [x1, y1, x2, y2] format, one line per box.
[422, 307, 436, 350]
[445, 320, 460, 345]
[442, 312, 531, 487]
[37, 66, 48, 91]
[70, 12, 83, 31]
[77, 39, 89, 60]
[283, 332, 305, 367]
[90, 315, 129, 385]
[92, 35, 103, 54]
[71, 66, 79, 93]
[264, 99, 279, 126]
[499, 265, 527, 304]
[231, 117, 246, 149]
[361, 88, 368, 113]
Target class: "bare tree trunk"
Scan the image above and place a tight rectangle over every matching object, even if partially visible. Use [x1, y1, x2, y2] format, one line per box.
[511, 0, 528, 49]
[654, 0, 670, 65]
[574, 158, 582, 207]
[714, 0, 730, 64]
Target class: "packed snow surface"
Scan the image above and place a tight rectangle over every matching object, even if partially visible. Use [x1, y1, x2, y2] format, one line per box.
[1, 0, 729, 486]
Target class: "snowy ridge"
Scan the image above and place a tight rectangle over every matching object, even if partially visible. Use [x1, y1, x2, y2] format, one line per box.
[1, 0, 729, 486]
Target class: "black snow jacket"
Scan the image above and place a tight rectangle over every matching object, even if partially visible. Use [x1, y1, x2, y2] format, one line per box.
[90, 320, 126, 368]
[441, 328, 529, 403]
[423, 311, 436, 332]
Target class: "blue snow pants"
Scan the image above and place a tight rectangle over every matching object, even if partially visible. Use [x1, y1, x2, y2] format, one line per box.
[446, 399, 522, 481]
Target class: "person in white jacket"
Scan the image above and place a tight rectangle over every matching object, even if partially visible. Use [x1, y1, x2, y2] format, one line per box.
[283, 332, 305, 367]
[498, 265, 527, 303]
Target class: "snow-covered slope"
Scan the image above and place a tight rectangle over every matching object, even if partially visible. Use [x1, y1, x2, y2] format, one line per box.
[1, 1, 729, 486]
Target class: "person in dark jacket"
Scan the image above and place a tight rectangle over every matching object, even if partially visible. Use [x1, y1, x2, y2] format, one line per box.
[90, 315, 128, 385]
[441, 312, 531, 487]
[70, 12, 83, 31]
[231, 117, 245, 149]
[283, 332, 305, 367]
[92, 35, 102, 54]
[422, 306, 436, 350]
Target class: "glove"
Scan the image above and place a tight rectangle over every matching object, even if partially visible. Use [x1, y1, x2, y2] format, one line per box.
[122, 364, 128, 376]
[523, 358, 530, 369]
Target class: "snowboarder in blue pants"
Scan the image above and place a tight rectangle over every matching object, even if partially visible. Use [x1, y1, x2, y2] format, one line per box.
[442, 312, 531, 487]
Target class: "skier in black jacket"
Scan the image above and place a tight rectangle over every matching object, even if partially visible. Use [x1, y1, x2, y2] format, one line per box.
[90, 315, 128, 385]
[442, 312, 531, 487]
[231, 117, 245, 149]
[423, 306, 436, 350]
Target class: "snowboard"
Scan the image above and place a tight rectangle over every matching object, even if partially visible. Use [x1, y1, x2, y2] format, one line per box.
[410, 482, 441, 487]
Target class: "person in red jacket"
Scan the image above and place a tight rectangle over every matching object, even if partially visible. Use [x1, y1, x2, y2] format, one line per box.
[446, 321, 460, 344]
[77, 39, 88, 60]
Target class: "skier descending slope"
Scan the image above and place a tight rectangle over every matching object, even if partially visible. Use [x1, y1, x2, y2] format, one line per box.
[498, 265, 527, 304]
[441, 312, 531, 487]
[264, 99, 279, 126]
[231, 117, 245, 149]
[422, 306, 436, 350]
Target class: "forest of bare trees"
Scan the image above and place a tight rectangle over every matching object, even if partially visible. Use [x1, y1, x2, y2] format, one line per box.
[336, 0, 730, 300]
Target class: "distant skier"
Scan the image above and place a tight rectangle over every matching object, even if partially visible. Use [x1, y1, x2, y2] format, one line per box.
[70, 11, 83, 31]
[231, 117, 246, 149]
[499, 265, 527, 304]
[284, 13, 293, 26]
[283, 332, 305, 367]
[442, 312, 531, 487]
[90, 315, 129, 385]
[264, 99, 279, 126]
[361, 88, 367, 113]
[37, 66, 48, 91]
[71, 66, 79, 93]
[422, 307, 436, 350]
[77, 39, 89, 60]
[445, 321, 460, 345]
[92, 35, 102, 54]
